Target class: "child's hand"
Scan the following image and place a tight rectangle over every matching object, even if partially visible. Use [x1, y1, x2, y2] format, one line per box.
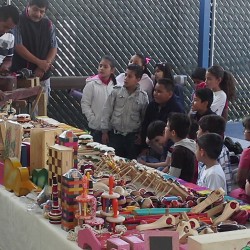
[102, 132, 109, 145]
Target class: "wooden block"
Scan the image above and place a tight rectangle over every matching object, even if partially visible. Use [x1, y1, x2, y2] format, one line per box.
[121, 235, 144, 250]
[17, 78, 35, 88]
[48, 144, 73, 198]
[30, 128, 63, 172]
[107, 238, 130, 250]
[188, 229, 250, 250]
[38, 93, 47, 116]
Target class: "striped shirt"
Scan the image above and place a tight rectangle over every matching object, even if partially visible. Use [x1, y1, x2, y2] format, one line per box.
[0, 32, 14, 64]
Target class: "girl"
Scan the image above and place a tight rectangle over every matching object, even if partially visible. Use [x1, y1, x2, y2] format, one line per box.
[81, 55, 116, 142]
[154, 62, 184, 107]
[116, 53, 154, 101]
[205, 65, 236, 117]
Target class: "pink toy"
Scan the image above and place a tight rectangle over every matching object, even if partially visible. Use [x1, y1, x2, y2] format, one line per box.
[121, 235, 144, 250]
[78, 228, 101, 250]
[107, 237, 130, 250]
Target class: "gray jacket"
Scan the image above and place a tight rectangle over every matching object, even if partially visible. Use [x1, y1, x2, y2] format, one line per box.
[101, 84, 149, 134]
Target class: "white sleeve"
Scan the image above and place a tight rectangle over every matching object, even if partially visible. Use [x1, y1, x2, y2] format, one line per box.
[81, 82, 95, 122]
[116, 73, 125, 86]
[210, 91, 227, 116]
[168, 166, 182, 178]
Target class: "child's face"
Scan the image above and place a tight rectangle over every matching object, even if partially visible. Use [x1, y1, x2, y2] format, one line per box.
[153, 83, 173, 105]
[191, 95, 208, 112]
[154, 67, 164, 82]
[98, 59, 114, 80]
[151, 135, 166, 147]
[245, 179, 250, 196]
[196, 126, 206, 138]
[195, 144, 203, 162]
[205, 72, 221, 91]
[129, 55, 143, 67]
[244, 128, 250, 141]
[124, 69, 140, 88]
[165, 122, 174, 141]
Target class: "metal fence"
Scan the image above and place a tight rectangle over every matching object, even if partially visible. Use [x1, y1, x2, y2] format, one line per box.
[11, 0, 250, 128]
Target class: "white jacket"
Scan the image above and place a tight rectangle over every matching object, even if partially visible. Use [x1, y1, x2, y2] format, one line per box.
[81, 75, 115, 130]
[116, 73, 154, 101]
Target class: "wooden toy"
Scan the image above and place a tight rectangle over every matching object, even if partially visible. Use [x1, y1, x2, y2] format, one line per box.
[4, 157, 39, 196]
[31, 168, 48, 189]
[136, 210, 178, 231]
[61, 169, 83, 231]
[0, 119, 5, 161]
[48, 144, 73, 198]
[212, 200, 240, 225]
[75, 175, 97, 225]
[59, 130, 78, 169]
[121, 235, 144, 250]
[188, 229, 250, 250]
[144, 230, 179, 250]
[191, 188, 225, 214]
[107, 237, 130, 250]
[4, 120, 23, 160]
[30, 128, 63, 171]
[49, 175, 62, 224]
[78, 228, 102, 250]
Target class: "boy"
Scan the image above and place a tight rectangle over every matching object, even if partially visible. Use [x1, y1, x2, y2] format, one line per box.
[138, 120, 171, 170]
[101, 64, 148, 159]
[196, 133, 227, 192]
[191, 88, 215, 121]
[189, 88, 215, 140]
[197, 115, 232, 192]
[165, 113, 196, 182]
[140, 78, 184, 157]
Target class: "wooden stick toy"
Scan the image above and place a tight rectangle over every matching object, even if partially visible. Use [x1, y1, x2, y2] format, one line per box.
[212, 200, 240, 225]
[191, 188, 225, 214]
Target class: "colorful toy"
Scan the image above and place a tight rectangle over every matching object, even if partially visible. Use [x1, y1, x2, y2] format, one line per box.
[75, 175, 97, 225]
[48, 175, 62, 224]
[61, 169, 83, 231]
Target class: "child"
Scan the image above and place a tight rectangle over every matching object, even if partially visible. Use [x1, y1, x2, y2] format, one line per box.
[165, 113, 196, 182]
[81, 55, 116, 142]
[138, 120, 171, 170]
[191, 88, 215, 122]
[140, 78, 184, 156]
[197, 115, 233, 192]
[101, 64, 149, 159]
[154, 62, 184, 107]
[230, 116, 250, 201]
[205, 65, 236, 117]
[191, 67, 206, 90]
[116, 53, 154, 101]
[196, 133, 227, 192]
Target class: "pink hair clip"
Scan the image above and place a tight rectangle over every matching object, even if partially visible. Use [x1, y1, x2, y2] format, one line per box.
[145, 57, 151, 64]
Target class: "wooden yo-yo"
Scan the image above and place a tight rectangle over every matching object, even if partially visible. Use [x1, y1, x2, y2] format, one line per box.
[106, 198, 125, 232]
[100, 175, 120, 217]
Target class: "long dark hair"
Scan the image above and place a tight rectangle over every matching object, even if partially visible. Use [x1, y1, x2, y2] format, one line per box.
[133, 53, 151, 78]
[207, 65, 236, 101]
[101, 55, 117, 85]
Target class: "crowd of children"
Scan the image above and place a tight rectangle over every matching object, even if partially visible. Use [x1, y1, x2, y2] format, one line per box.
[80, 53, 250, 200]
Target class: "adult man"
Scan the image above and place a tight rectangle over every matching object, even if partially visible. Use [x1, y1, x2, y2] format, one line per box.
[11, 0, 57, 97]
[0, 5, 19, 72]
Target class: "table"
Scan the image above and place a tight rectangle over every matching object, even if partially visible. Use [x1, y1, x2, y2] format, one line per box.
[0, 185, 81, 250]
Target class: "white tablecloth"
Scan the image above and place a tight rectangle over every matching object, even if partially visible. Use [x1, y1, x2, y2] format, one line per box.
[0, 186, 81, 250]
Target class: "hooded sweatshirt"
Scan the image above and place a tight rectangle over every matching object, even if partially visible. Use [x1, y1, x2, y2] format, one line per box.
[168, 138, 196, 182]
[116, 73, 154, 101]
